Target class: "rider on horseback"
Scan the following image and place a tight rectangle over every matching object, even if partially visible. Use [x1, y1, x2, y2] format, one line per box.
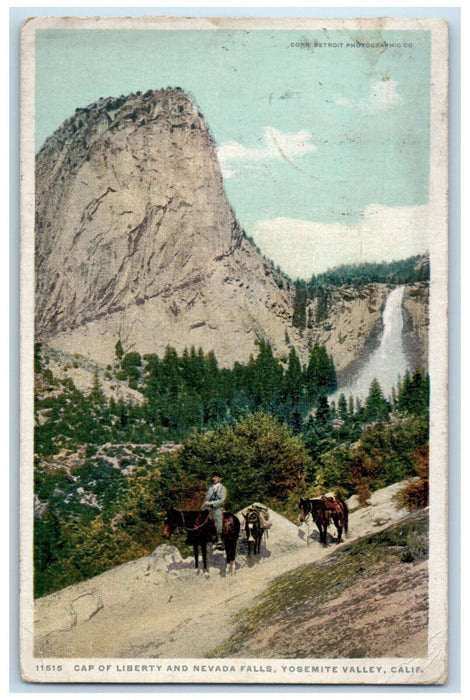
[202, 472, 226, 551]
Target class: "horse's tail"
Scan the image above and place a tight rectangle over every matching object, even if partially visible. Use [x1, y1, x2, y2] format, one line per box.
[337, 495, 349, 535]
[233, 514, 241, 538]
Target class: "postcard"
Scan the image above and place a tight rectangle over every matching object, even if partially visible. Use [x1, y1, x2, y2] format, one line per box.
[20, 15, 448, 684]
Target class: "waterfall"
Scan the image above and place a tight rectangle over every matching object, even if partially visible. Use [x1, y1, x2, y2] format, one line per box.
[331, 285, 410, 403]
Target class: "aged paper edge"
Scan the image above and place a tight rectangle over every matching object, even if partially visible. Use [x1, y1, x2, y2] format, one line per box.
[19, 15, 449, 685]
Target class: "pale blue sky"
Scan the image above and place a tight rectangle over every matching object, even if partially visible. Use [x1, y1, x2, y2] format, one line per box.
[35, 28, 431, 276]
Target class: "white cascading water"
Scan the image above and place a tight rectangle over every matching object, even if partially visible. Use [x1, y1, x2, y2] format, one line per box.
[330, 285, 410, 403]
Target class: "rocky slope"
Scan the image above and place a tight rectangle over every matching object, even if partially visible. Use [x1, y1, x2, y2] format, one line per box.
[35, 88, 293, 367]
[215, 510, 428, 660]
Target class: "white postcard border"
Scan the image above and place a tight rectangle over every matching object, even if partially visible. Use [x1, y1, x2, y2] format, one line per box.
[19, 14, 449, 685]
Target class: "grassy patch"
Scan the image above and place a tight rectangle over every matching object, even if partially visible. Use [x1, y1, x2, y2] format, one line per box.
[213, 510, 428, 657]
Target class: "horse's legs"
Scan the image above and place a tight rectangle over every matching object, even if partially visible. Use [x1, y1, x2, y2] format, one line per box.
[336, 517, 343, 543]
[202, 542, 208, 572]
[222, 536, 230, 573]
[331, 514, 340, 542]
[227, 525, 238, 571]
[246, 529, 253, 556]
[226, 540, 233, 565]
[193, 543, 199, 570]
[222, 525, 232, 564]
[226, 540, 236, 574]
[255, 531, 262, 555]
[317, 521, 327, 544]
[226, 540, 234, 574]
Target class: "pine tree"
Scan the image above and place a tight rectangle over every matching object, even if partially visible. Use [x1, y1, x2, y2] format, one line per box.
[89, 372, 106, 406]
[355, 397, 363, 417]
[203, 349, 221, 422]
[315, 395, 331, 425]
[390, 385, 398, 411]
[365, 378, 389, 421]
[348, 395, 355, 417]
[304, 344, 337, 399]
[250, 339, 283, 409]
[315, 286, 330, 323]
[284, 347, 303, 403]
[162, 346, 180, 397]
[292, 281, 307, 330]
[115, 340, 124, 360]
[327, 353, 338, 394]
[398, 369, 430, 416]
[338, 393, 348, 420]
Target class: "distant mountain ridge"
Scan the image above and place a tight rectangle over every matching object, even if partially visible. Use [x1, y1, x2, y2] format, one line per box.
[306, 254, 430, 288]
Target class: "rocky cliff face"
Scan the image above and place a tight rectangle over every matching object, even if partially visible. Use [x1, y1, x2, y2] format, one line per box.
[35, 88, 293, 366]
[303, 281, 429, 385]
[402, 282, 429, 372]
[35, 88, 428, 377]
[304, 284, 391, 384]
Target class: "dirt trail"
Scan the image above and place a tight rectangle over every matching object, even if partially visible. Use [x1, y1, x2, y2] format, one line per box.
[34, 483, 411, 658]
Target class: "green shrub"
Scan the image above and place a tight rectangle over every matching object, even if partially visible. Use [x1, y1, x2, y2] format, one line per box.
[401, 532, 428, 562]
[394, 446, 429, 511]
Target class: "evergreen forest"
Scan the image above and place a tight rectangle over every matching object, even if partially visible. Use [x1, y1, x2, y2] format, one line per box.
[308, 254, 429, 289]
[34, 340, 429, 598]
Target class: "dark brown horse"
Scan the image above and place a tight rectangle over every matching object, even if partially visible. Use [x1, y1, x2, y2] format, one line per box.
[222, 512, 241, 574]
[162, 507, 240, 575]
[299, 496, 349, 545]
[243, 508, 265, 556]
